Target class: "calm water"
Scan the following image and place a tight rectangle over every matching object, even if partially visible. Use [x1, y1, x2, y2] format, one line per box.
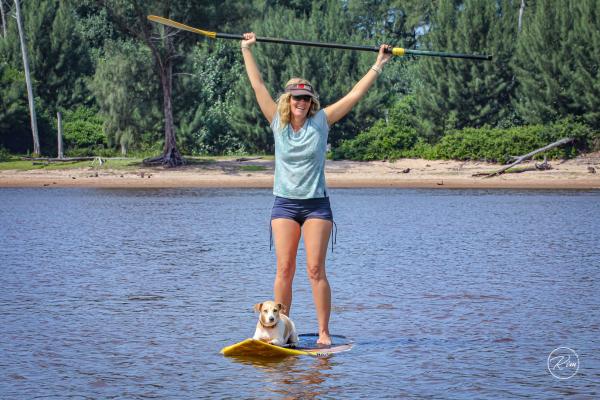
[1, 188, 599, 399]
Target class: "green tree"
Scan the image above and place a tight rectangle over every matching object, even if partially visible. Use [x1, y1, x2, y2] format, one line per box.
[99, 0, 251, 165]
[512, 0, 576, 125]
[175, 42, 245, 155]
[1, 0, 92, 111]
[512, 0, 600, 129]
[569, 0, 600, 129]
[0, 60, 30, 152]
[89, 40, 161, 155]
[415, 0, 518, 138]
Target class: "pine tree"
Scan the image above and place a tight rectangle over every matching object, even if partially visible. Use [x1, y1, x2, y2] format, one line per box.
[512, 0, 576, 124]
[0, 60, 31, 151]
[175, 42, 245, 155]
[97, 0, 250, 165]
[89, 40, 161, 155]
[415, 0, 518, 138]
[1, 0, 91, 111]
[568, 0, 600, 129]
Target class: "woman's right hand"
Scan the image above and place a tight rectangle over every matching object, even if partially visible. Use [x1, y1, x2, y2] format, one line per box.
[241, 32, 256, 49]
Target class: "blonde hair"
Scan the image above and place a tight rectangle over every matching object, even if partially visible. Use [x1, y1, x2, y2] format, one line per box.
[276, 78, 321, 126]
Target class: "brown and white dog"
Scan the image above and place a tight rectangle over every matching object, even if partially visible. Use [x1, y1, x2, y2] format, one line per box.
[253, 301, 299, 347]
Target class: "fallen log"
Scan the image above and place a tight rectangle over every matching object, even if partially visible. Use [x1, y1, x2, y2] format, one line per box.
[474, 137, 573, 178]
[235, 156, 263, 162]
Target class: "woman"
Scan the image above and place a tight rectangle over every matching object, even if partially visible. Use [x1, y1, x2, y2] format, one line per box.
[241, 32, 391, 345]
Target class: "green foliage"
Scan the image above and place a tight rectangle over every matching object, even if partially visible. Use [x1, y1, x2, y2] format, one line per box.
[0, 147, 11, 162]
[415, 0, 519, 138]
[335, 110, 597, 162]
[333, 95, 421, 160]
[1, 0, 93, 110]
[334, 120, 420, 160]
[176, 42, 246, 155]
[0, 0, 599, 158]
[0, 60, 30, 152]
[62, 107, 106, 149]
[433, 119, 596, 162]
[569, 0, 600, 129]
[89, 40, 161, 154]
[514, 0, 600, 130]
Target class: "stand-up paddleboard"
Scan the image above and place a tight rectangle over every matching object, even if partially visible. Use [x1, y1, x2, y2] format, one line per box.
[220, 333, 353, 358]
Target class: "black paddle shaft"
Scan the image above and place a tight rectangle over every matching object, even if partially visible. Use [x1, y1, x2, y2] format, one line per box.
[218, 32, 380, 52]
[217, 32, 492, 61]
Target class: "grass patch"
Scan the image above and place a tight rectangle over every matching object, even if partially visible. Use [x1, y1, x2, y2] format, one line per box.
[0, 155, 272, 171]
[0, 158, 144, 171]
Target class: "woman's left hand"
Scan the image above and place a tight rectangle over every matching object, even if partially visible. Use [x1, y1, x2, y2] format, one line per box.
[375, 44, 393, 67]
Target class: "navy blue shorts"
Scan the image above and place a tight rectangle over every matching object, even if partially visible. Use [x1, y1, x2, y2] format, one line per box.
[271, 196, 333, 225]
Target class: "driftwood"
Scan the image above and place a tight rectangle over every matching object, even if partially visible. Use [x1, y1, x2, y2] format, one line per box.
[474, 137, 573, 178]
[235, 156, 263, 162]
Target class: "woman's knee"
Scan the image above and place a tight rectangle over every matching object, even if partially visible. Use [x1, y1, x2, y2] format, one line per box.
[276, 259, 296, 281]
[306, 263, 327, 282]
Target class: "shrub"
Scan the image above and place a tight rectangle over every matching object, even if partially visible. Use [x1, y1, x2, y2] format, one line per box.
[334, 121, 419, 161]
[333, 115, 598, 162]
[0, 147, 11, 162]
[62, 107, 106, 150]
[333, 95, 421, 161]
[432, 119, 598, 162]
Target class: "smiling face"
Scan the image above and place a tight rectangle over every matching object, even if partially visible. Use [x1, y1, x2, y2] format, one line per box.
[290, 95, 312, 121]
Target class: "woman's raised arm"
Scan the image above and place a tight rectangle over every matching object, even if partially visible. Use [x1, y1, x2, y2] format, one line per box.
[324, 45, 392, 126]
[241, 33, 277, 124]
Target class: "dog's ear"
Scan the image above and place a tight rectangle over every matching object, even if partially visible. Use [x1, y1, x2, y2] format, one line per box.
[253, 303, 262, 313]
[277, 303, 287, 314]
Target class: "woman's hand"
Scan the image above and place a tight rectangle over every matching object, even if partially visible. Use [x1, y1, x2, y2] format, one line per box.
[375, 44, 392, 68]
[241, 32, 256, 49]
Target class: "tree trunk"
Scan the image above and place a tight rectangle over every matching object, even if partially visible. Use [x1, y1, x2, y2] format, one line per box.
[57, 111, 64, 159]
[140, 13, 183, 167]
[159, 57, 183, 166]
[518, 0, 525, 33]
[1, 0, 7, 38]
[14, 0, 40, 155]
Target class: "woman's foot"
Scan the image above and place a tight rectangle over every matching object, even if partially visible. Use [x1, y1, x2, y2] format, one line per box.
[317, 332, 332, 346]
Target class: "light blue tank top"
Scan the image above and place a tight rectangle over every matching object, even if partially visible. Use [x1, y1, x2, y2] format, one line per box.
[271, 109, 329, 199]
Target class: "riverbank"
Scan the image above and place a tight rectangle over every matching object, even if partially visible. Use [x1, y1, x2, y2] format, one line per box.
[1, 155, 599, 189]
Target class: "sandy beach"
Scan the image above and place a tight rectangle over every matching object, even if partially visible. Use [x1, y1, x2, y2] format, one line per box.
[1, 155, 599, 189]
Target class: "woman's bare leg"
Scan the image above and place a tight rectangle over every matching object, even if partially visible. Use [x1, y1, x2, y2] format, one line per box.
[271, 218, 301, 315]
[303, 218, 333, 345]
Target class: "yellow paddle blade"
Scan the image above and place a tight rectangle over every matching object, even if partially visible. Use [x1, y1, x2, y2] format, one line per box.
[147, 15, 216, 39]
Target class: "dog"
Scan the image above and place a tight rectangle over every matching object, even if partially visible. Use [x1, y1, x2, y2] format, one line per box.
[253, 301, 299, 347]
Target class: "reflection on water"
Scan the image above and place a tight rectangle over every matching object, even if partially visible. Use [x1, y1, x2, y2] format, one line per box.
[231, 356, 337, 399]
[1, 188, 599, 398]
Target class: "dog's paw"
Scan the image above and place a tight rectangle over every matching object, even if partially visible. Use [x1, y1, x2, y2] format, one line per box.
[269, 339, 283, 346]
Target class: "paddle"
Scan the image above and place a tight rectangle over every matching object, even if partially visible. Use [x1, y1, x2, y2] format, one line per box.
[147, 15, 492, 61]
